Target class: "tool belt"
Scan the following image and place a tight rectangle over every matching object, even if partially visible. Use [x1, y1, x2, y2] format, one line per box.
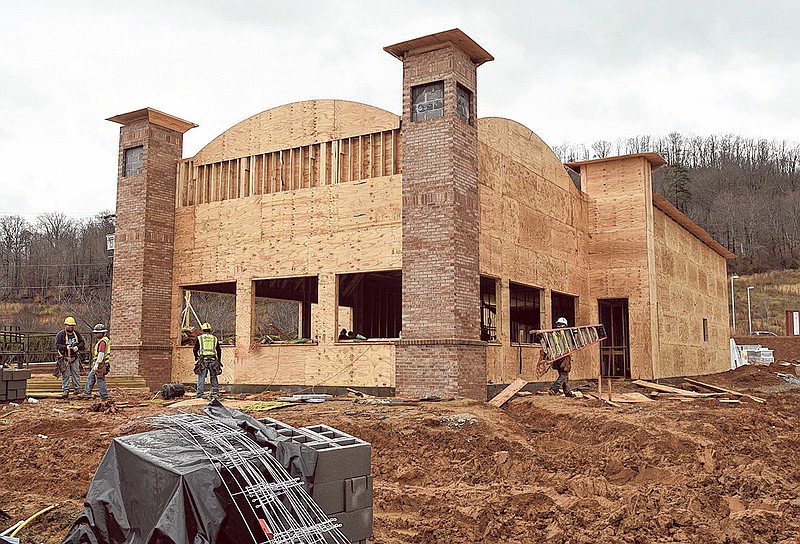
[53, 356, 70, 377]
[96, 360, 110, 379]
[194, 356, 222, 376]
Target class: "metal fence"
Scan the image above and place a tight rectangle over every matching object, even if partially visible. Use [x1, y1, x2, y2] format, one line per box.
[0, 327, 77, 368]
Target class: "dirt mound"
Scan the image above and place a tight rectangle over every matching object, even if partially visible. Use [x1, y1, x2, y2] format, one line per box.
[1, 366, 800, 543]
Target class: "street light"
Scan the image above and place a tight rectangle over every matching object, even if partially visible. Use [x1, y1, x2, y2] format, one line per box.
[730, 275, 740, 330]
[747, 286, 754, 335]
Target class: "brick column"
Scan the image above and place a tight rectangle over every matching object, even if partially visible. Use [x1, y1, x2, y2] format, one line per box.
[107, 108, 196, 390]
[385, 30, 493, 400]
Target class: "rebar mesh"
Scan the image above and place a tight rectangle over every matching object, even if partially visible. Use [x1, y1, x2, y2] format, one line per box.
[151, 412, 350, 544]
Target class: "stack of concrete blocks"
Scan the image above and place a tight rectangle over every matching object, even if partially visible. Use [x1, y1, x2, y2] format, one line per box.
[1, 368, 31, 402]
[260, 417, 372, 544]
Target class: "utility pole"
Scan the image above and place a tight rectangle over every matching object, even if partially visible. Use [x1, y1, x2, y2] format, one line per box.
[730, 275, 739, 331]
[747, 286, 754, 335]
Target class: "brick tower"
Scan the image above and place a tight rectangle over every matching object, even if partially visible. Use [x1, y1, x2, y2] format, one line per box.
[385, 30, 493, 400]
[107, 108, 196, 389]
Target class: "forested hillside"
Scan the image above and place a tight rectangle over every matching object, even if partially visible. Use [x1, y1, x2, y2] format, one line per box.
[0, 212, 114, 330]
[554, 133, 800, 273]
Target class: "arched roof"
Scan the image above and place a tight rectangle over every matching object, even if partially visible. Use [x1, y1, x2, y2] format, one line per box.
[192, 99, 400, 165]
[477, 117, 574, 192]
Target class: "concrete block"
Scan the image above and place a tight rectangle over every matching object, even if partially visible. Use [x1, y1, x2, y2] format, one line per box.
[327, 507, 373, 543]
[1, 368, 14, 381]
[0, 390, 6, 401]
[6, 380, 26, 391]
[7, 389, 21, 401]
[312, 479, 344, 514]
[12, 369, 32, 380]
[310, 441, 371, 484]
[345, 475, 373, 512]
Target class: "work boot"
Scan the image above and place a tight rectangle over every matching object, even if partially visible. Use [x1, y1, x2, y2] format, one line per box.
[564, 391, 576, 398]
[61, 391, 69, 399]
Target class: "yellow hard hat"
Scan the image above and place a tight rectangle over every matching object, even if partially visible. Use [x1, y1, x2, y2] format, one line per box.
[64, 316, 77, 326]
[201, 322, 212, 331]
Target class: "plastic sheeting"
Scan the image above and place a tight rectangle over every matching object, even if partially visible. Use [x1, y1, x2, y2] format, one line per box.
[61, 400, 318, 544]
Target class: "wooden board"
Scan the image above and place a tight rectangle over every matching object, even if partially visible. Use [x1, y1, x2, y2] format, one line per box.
[683, 378, 766, 404]
[488, 377, 528, 407]
[632, 379, 715, 397]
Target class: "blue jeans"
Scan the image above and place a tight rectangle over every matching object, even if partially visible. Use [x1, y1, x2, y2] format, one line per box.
[196, 366, 219, 397]
[84, 369, 109, 399]
[550, 370, 571, 395]
[60, 358, 82, 392]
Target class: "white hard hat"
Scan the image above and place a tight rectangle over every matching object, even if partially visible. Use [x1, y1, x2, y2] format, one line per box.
[555, 317, 568, 327]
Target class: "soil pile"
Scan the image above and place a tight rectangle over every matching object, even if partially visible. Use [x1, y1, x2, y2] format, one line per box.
[1, 363, 799, 543]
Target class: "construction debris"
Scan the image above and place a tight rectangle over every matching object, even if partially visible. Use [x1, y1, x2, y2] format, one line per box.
[276, 393, 333, 403]
[683, 378, 767, 404]
[488, 377, 528, 407]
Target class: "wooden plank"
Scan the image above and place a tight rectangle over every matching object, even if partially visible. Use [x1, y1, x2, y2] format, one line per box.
[488, 377, 528, 407]
[632, 379, 709, 397]
[683, 378, 766, 404]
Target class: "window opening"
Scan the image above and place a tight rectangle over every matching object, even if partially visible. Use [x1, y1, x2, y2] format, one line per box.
[124, 146, 143, 177]
[180, 283, 236, 346]
[411, 81, 444, 122]
[253, 276, 318, 343]
[338, 271, 401, 340]
[509, 282, 541, 343]
[551, 291, 577, 328]
[480, 276, 497, 341]
[456, 83, 472, 124]
[703, 318, 708, 342]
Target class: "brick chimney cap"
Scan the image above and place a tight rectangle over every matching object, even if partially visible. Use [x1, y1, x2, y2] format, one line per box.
[384, 28, 494, 66]
[107, 107, 198, 133]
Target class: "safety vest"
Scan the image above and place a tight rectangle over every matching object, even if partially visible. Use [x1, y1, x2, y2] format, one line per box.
[93, 336, 111, 364]
[198, 333, 218, 357]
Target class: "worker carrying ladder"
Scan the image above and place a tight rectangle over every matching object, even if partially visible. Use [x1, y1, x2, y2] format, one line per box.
[533, 324, 607, 377]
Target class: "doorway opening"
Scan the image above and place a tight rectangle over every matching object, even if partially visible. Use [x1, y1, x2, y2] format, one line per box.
[598, 298, 630, 378]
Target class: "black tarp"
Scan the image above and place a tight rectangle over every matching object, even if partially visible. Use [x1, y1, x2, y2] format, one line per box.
[61, 400, 318, 544]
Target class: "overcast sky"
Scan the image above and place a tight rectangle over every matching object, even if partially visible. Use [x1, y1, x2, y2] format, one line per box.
[2, 0, 798, 218]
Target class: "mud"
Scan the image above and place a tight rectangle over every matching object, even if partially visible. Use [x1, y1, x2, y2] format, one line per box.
[1, 363, 799, 543]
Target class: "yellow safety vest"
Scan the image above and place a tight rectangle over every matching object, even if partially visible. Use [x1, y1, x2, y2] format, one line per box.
[93, 336, 111, 363]
[198, 333, 218, 357]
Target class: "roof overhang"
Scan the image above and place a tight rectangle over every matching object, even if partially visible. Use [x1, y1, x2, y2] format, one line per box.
[107, 107, 197, 134]
[652, 194, 736, 259]
[565, 152, 667, 171]
[384, 28, 494, 66]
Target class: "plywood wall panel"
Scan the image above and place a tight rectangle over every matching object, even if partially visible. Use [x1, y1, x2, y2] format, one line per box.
[652, 208, 729, 377]
[172, 344, 395, 388]
[478, 118, 594, 383]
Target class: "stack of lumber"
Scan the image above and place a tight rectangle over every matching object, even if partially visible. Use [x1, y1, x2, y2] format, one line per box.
[26, 374, 150, 396]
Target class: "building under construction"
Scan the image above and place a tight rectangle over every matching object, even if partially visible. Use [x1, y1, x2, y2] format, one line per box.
[106, 29, 734, 400]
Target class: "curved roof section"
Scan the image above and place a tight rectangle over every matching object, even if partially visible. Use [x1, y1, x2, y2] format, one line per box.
[192, 99, 400, 165]
[477, 117, 574, 191]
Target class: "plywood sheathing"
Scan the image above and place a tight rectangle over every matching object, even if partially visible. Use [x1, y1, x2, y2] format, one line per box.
[171, 344, 395, 389]
[580, 155, 658, 380]
[190, 100, 399, 166]
[653, 207, 730, 377]
[477, 118, 595, 384]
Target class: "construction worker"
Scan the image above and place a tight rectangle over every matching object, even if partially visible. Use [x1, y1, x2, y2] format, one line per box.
[193, 322, 222, 398]
[548, 317, 575, 397]
[54, 316, 85, 398]
[80, 324, 111, 400]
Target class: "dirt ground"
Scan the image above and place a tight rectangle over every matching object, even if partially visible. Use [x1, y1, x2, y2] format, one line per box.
[2, 362, 800, 544]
